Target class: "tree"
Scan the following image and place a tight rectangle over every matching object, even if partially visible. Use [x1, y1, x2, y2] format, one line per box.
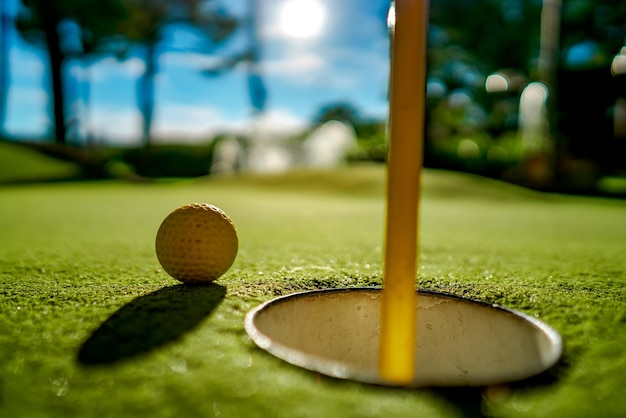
[118, 0, 238, 146]
[17, 0, 127, 144]
[430, 0, 542, 73]
[427, 0, 626, 184]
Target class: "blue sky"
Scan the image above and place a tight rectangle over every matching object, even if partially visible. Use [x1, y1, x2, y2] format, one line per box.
[2, 0, 392, 145]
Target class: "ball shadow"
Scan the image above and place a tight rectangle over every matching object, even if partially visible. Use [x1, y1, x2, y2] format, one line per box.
[78, 283, 226, 366]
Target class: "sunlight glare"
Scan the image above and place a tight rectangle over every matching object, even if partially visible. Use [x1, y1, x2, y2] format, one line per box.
[279, 0, 325, 38]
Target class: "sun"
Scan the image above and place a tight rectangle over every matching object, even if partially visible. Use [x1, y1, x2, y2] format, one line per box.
[279, 0, 325, 39]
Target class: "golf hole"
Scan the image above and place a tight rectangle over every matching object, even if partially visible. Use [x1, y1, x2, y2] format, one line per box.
[244, 288, 562, 387]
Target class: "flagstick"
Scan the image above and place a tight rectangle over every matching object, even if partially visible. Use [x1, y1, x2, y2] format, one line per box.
[379, 0, 429, 385]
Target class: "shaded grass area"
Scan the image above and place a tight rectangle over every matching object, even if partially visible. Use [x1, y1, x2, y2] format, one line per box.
[77, 284, 227, 365]
[1, 165, 625, 417]
[0, 141, 82, 183]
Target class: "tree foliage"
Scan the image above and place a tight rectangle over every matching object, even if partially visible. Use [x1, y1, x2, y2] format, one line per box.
[17, 0, 128, 143]
[15, 0, 239, 146]
[430, 0, 542, 72]
[115, 0, 239, 146]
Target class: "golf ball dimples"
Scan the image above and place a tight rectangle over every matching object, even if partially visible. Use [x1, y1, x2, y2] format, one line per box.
[155, 203, 238, 283]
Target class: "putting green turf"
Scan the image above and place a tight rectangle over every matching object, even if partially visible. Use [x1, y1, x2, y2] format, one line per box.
[1, 165, 625, 417]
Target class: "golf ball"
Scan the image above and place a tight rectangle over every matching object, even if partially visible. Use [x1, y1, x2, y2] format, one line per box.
[155, 203, 238, 283]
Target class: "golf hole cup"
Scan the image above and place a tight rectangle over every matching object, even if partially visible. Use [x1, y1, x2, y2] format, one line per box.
[155, 203, 238, 283]
[244, 288, 563, 387]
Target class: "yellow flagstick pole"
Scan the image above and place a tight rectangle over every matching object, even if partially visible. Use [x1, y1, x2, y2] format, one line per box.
[379, 0, 429, 385]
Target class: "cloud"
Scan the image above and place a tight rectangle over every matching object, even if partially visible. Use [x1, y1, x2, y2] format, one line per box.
[260, 46, 387, 91]
[151, 103, 225, 142]
[4, 86, 50, 136]
[159, 51, 227, 71]
[85, 101, 307, 144]
[7, 85, 48, 107]
[263, 53, 326, 78]
[9, 48, 46, 80]
[246, 108, 308, 135]
[88, 106, 143, 145]
[81, 56, 146, 82]
[153, 102, 310, 142]
[152, 104, 307, 140]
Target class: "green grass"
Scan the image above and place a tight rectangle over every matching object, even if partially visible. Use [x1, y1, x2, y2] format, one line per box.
[1, 165, 625, 417]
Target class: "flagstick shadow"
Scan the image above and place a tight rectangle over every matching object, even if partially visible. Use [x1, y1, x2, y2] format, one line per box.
[78, 283, 226, 365]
